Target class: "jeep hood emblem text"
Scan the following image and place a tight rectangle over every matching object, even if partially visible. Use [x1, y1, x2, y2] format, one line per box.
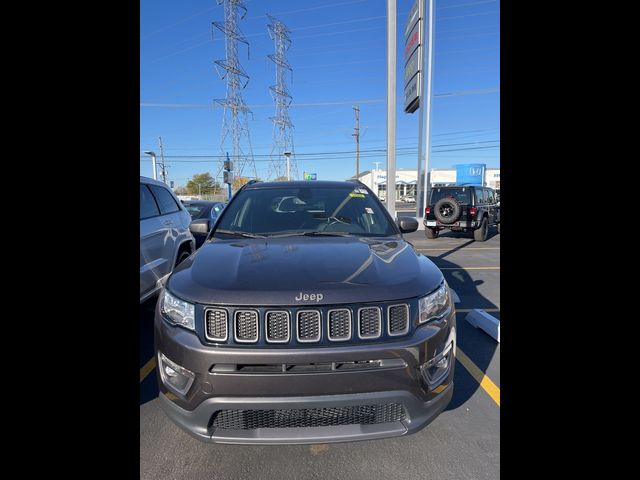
[295, 292, 324, 302]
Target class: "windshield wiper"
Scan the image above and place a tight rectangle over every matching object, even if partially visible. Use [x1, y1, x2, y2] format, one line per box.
[265, 231, 352, 238]
[299, 231, 352, 237]
[215, 230, 266, 238]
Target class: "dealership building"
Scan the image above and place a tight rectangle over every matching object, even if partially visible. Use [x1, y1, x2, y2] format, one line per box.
[350, 165, 500, 201]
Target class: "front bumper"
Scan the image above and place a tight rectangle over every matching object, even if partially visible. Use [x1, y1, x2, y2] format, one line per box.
[154, 303, 456, 444]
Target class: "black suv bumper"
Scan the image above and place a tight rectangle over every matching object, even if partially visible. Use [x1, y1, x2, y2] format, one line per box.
[424, 218, 478, 229]
[154, 305, 456, 444]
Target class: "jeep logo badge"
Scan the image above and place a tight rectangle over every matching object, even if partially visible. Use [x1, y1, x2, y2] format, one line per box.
[295, 292, 324, 302]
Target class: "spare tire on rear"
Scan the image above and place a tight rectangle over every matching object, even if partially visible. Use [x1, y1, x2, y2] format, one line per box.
[433, 197, 462, 224]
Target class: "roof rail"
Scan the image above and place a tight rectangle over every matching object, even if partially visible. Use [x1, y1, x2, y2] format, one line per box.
[347, 179, 366, 186]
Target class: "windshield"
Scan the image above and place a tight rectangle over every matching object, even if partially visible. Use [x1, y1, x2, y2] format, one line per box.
[430, 187, 472, 205]
[184, 204, 210, 219]
[214, 186, 398, 237]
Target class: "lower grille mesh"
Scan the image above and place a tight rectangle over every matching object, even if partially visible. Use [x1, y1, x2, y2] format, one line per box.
[210, 403, 407, 430]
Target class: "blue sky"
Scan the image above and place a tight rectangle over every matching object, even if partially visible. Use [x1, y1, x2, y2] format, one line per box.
[140, 0, 499, 186]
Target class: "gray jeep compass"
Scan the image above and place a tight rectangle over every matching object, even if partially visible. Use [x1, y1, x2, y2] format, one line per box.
[154, 180, 456, 444]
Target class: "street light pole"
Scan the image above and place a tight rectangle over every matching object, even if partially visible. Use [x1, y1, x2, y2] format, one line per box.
[144, 151, 157, 180]
[284, 151, 292, 180]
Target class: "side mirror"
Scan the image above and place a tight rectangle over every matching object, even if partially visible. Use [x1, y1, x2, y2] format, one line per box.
[189, 218, 211, 235]
[397, 216, 418, 233]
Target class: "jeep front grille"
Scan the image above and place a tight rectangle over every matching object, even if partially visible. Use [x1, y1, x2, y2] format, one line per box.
[358, 307, 382, 339]
[210, 403, 407, 430]
[265, 311, 290, 343]
[203, 302, 415, 345]
[388, 304, 409, 336]
[296, 310, 321, 342]
[205, 308, 228, 342]
[328, 309, 351, 341]
[234, 310, 259, 343]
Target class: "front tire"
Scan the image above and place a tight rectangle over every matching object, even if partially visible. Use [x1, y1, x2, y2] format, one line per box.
[425, 227, 439, 239]
[473, 217, 488, 242]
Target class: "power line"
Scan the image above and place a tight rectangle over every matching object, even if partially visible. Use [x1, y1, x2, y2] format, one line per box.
[438, 0, 497, 10]
[146, 128, 500, 152]
[139, 141, 499, 159]
[140, 87, 500, 109]
[246, 0, 368, 20]
[141, 6, 216, 40]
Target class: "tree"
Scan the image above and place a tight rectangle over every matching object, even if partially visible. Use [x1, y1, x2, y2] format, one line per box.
[274, 176, 289, 182]
[174, 186, 188, 195]
[232, 176, 250, 190]
[186, 173, 220, 195]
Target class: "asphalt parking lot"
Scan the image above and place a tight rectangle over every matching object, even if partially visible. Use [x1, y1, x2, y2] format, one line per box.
[140, 220, 500, 479]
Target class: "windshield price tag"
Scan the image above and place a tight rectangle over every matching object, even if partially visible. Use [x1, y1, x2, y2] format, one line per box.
[349, 193, 365, 198]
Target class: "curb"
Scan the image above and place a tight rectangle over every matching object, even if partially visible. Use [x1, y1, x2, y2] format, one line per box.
[465, 309, 500, 342]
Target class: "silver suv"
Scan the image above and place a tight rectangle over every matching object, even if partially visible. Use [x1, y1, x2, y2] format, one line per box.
[140, 176, 194, 303]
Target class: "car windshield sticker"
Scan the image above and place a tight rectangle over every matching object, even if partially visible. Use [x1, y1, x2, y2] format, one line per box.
[349, 193, 365, 198]
[365, 207, 374, 214]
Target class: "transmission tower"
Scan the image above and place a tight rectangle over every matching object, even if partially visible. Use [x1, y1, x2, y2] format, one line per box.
[213, 0, 257, 185]
[267, 14, 297, 181]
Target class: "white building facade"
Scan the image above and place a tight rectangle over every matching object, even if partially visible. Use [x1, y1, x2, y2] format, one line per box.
[353, 167, 500, 201]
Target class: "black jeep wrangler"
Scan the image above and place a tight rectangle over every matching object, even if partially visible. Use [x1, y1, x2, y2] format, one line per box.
[423, 185, 500, 241]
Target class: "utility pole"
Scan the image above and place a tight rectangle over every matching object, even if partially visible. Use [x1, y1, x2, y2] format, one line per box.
[386, 0, 397, 219]
[158, 136, 167, 184]
[352, 106, 360, 178]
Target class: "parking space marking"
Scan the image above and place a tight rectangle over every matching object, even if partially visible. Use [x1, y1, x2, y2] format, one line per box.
[456, 348, 500, 407]
[140, 357, 156, 383]
[440, 266, 500, 270]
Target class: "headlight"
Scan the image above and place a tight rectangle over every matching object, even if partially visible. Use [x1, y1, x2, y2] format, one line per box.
[418, 281, 451, 324]
[160, 290, 195, 330]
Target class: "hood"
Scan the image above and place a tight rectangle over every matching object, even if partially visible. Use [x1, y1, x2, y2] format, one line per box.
[167, 236, 443, 306]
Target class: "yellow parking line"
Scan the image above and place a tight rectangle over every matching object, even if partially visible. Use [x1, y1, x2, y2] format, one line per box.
[456, 348, 500, 407]
[140, 357, 156, 383]
[440, 266, 500, 270]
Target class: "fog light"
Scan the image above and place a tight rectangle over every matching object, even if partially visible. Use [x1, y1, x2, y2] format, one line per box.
[420, 342, 453, 389]
[158, 352, 195, 396]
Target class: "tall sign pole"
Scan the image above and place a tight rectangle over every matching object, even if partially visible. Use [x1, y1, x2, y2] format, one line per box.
[414, 0, 435, 223]
[386, 0, 397, 219]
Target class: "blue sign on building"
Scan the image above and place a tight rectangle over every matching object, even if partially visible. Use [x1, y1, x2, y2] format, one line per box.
[455, 164, 486, 186]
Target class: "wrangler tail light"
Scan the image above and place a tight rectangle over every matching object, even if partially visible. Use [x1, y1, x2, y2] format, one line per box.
[469, 207, 477, 216]
[425, 207, 431, 215]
